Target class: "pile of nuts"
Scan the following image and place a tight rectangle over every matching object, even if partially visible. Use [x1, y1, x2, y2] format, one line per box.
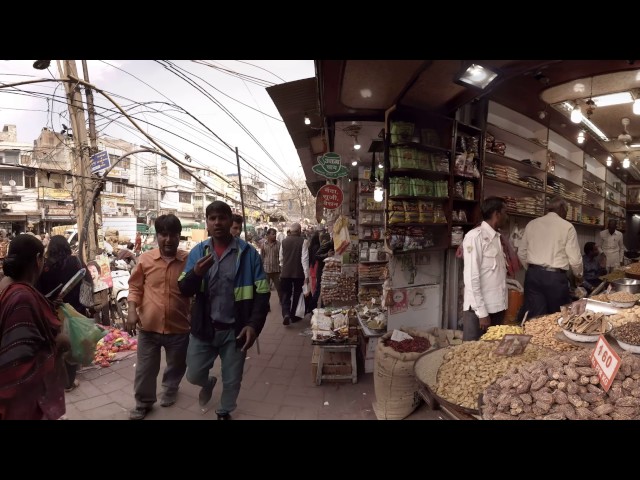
[434, 341, 552, 410]
[480, 325, 524, 341]
[608, 291, 637, 303]
[481, 350, 640, 420]
[523, 313, 582, 352]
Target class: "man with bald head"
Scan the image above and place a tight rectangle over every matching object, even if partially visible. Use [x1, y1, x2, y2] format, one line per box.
[279, 222, 309, 325]
[517, 197, 583, 318]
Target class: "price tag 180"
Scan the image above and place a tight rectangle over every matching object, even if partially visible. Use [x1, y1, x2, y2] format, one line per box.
[590, 335, 621, 392]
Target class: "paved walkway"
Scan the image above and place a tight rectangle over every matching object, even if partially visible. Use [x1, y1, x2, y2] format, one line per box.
[64, 294, 442, 420]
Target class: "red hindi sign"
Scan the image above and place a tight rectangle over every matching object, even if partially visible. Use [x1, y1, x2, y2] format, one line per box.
[317, 184, 343, 210]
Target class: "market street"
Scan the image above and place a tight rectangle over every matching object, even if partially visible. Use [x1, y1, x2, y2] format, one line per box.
[63, 293, 443, 420]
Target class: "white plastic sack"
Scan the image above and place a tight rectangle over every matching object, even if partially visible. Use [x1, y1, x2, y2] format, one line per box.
[295, 293, 306, 318]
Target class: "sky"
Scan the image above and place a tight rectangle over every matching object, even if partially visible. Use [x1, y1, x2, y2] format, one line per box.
[0, 60, 315, 196]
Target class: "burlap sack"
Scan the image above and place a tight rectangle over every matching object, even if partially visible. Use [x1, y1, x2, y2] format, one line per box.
[372, 328, 436, 420]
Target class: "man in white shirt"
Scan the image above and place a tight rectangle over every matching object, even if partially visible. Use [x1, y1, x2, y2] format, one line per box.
[598, 219, 625, 271]
[462, 197, 509, 341]
[517, 197, 583, 318]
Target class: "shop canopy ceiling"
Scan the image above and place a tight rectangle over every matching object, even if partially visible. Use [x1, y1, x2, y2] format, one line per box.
[270, 60, 640, 190]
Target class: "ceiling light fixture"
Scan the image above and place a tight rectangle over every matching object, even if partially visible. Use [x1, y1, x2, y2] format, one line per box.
[634, 99, 640, 115]
[623, 156, 631, 168]
[351, 159, 358, 166]
[606, 156, 613, 166]
[571, 103, 583, 123]
[353, 136, 361, 150]
[455, 62, 499, 90]
[304, 114, 310, 125]
[577, 130, 586, 144]
[592, 91, 634, 107]
[378, 162, 384, 169]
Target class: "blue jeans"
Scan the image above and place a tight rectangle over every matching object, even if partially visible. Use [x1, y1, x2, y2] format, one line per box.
[134, 330, 190, 409]
[186, 330, 247, 416]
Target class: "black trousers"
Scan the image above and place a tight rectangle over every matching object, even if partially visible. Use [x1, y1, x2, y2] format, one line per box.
[462, 308, 505, 341]
[280, 277, 304, 319]
[523, 267, 571, 319]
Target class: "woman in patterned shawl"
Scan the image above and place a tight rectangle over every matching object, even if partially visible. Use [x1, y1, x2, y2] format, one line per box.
[0, 234, 67, 420]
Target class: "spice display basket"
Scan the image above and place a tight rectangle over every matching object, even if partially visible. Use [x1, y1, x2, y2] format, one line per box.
[413, 347, 481, 417]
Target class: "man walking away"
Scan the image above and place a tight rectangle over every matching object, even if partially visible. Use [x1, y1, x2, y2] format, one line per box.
[462, 197, 509, 341]
[127, 214, 190, 420]
[260, 228, 281, 302]
[517, 197, 583, 318]
[178, 201, 270, 420]
[598, 219, 626, 272]
[279, 222, 309, 325]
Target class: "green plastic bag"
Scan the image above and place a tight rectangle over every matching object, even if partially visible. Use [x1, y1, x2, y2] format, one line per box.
[59, 303, 107, 366]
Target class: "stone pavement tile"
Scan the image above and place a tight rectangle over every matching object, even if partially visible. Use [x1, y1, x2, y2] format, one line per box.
[235, 399, 279, 419]
[267, 354, 286, 369]
[238, 380, 271, 402]
[278, 345, 304, 357]
[76, 368, 103, 380]
[252, 342, 278, 355]
[91, 370, 122, 385]
[108, 358, 136, 371]
[241, 364, 265, 384]
[286, 384, 326, 400]
[289, 366, 315, 386]
[82, 402, 128, 420]
[65, 385, 89, 403]
[97, 376, 131, 394]
[280, 356, 299, 370]
[107, 389, 135, 409]
[112, 363, 137, 381]
[261, 367, 294, 386]
[243, 354, 273, 368]
[280, 335, 306, 346]
[74, 394, 114, 412]
[145, 405, 202, 420]
[231, 412, 270, 420]
[262, 383, 288, 405]
[77, 381, 103, 399]
[63, 403, 89, 420]
[281, 394, 318, 409]
[276, 405, 319, 420]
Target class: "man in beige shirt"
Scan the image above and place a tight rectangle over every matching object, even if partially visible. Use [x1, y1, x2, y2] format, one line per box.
[597, 219, 625, 270]
[517, 197, 583, 318]
[126, 214, 191, 420]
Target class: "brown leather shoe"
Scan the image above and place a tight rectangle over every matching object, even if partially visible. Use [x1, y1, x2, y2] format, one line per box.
[282, 315, 290, 326]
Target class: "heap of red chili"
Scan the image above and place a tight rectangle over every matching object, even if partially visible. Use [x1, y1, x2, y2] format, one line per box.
[383, 336, 430, 353]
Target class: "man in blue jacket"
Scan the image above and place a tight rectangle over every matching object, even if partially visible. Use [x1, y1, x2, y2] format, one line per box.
[178, 201, 270, 420]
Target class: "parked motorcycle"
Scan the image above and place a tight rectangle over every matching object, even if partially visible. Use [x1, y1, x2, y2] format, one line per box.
[111, 259, 130, 323]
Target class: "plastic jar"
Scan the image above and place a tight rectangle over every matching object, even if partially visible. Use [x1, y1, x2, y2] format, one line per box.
[451, 227, 464, 246]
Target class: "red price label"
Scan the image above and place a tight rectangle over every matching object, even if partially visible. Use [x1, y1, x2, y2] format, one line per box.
[590, 335, 621, 392]
[317, 184, 344, 210]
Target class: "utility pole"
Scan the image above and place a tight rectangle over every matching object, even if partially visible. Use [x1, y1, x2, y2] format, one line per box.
[58, 60, 95, 263]
[81, 60, 100, 260]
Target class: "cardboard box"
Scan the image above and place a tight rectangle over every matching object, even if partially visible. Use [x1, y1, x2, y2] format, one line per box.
[311, 346, 353, 383]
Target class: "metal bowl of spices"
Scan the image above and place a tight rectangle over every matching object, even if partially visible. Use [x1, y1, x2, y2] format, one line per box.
[612, 322, 640, 354]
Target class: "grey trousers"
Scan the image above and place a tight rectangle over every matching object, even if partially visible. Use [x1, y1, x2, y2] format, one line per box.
[133, 330, 190, 409]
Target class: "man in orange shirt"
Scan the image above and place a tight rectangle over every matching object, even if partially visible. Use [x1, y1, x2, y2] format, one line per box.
[126, 214, 191, 420]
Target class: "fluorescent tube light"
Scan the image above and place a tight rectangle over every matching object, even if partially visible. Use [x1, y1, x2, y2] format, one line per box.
[592, 92, 634, 107]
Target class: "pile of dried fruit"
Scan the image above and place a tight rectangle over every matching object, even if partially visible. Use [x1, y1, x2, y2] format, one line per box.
[524, 313, 581, 352]
[614, 322, 640, 345]
[481, 350, 640, 420]
[383, 336, 430, 353]
[480, 325, 524, 341]
[94, 327, 138, 368]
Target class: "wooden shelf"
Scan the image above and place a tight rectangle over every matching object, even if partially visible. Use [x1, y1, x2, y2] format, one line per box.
[452, 197, 478, 203]
[390, 142, 451, 155]
[389, 195, 449, 201]
[486, 123, 547, 154]
[581, 203, 604, 213]
[389, 168, 450, 179]
[360, 223, 385, 227]
[549, 151, 582, 171]
[505, 211, 541, 219]
[484, 150, 545, 174]
[453, 173, 481, 180]
[484, 176, 545, 195]
[452, 222, 476, 226]
[392, 246, 447, 254]
[583, 187, 604, 198]
[359, 280, 385, 286]
[547, 173, 582, 191]
[583, 169, 605, 184]
[359, 260, 389, 264]
[390, 222, 448, 227]
[572, 221, 604, 229]
[456, 121, 483, 134]
[358, 209, 385, 213]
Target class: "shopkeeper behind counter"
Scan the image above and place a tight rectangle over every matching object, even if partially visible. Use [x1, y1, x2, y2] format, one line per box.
[461, 197, 509, 341]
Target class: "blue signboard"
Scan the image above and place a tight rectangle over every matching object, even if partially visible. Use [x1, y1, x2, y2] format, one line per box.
[90, 151, 111, 173]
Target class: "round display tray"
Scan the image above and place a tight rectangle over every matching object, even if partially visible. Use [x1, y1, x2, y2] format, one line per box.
[609, 300, 636, 309]
[413, 347, 481, 416]
[558, 317, 613, 343]
[625, 271, 640, 281]
[611, 332, 640, 354]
